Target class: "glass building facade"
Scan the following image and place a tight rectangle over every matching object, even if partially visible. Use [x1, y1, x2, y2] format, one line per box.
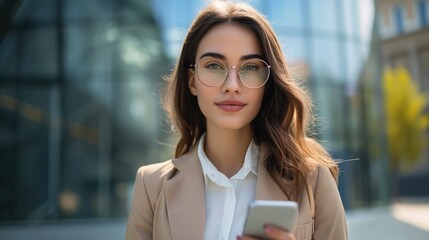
[0, 0, 389, 224]
[0, 0, 171, 222]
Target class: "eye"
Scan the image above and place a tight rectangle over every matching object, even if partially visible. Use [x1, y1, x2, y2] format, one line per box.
[205, 62, 224, 70]
[241, 64, 259, 71]
[241, 59, 267, 72]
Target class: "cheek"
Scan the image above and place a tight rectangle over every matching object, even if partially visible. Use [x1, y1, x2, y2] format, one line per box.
[194, 89, 212, 115]
[253, 97, 264, 116]
[254, 89, 266, 109]
[254, 91, 266, 118]
[246, 90, 265, 121]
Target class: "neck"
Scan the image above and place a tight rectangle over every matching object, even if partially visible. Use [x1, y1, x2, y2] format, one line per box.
[204, 125, 253, 178]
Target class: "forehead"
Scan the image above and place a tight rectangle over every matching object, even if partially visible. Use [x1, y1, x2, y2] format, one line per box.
[196, 23, 262, 61]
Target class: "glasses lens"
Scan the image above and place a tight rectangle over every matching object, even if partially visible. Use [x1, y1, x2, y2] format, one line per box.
[195, 58, 270, 88]
[239, 59, 270, 88]
[196, 58, 227, 87]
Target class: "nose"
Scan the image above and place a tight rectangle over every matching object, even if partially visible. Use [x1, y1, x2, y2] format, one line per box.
[222, 66, 242, 93]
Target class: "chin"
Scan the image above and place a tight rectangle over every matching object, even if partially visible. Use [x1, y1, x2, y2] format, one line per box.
[212, 120, 253, 131]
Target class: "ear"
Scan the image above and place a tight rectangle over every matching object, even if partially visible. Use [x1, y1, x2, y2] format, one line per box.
[188, 69, 198, 96]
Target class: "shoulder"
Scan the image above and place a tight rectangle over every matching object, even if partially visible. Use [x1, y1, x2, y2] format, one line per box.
[303, 164, 340, 209]
[137, 161, 175, 180]
[314, 165, 336, 183]
[305, 153, 339, 185]
[308, 165, 338, 195]
[132, 160, 176, 210]
[311, 165, 346, 223]
[135, 148, 199, 190]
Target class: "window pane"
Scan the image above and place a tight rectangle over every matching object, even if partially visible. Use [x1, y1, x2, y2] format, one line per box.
[14, 0, 56, 23]
[314, 83, 346, 151]
[418, 0, 428, 26]
[309, 0, 339, 33]
[65, 25, 113, 80]
[343, 0, 359, 37]
[0, 33, 18, 78]
[345, 41, 364, 84]
[311, 37, 341, 82]
[64, 0, 114, 21]
[269, 0, 304, 29]
[279, 35, 305, 64]
[0, 86, 58, 220]
[17, 28, 58, 79]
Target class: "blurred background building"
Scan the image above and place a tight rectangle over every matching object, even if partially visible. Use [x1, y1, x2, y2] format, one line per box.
[0, 0, 428, 239]
[0, 0, 172, 223]
[377, 0, 429, 197]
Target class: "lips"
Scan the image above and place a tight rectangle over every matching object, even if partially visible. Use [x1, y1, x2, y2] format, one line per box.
[216, 100, 246, 112]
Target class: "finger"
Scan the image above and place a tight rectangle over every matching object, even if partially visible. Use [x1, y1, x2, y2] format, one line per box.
[264, 225, 295, 240]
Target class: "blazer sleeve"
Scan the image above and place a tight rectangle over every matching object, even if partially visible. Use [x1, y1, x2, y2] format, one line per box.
[313, 166, 348, 240]
[125, 167, 154, 240]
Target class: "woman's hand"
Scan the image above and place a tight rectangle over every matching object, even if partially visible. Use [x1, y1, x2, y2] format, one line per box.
[238, 225, 296, 240]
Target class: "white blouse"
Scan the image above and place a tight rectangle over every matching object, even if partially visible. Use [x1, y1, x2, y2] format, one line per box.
[197, 135, 259, 240]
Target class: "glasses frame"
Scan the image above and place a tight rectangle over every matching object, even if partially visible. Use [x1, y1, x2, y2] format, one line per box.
[190, 58, 271, 88]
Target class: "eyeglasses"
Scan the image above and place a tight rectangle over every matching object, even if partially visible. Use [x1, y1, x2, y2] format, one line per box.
[190, 58, 270, 88]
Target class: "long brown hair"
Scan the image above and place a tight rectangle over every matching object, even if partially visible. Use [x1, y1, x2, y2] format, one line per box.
[162, 1, 338, 200]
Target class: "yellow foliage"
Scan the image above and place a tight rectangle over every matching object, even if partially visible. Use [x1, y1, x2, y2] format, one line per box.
[383, 66, 429, 169]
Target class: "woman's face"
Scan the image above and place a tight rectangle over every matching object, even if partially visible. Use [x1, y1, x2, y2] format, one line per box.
[188, 23, 266, 132]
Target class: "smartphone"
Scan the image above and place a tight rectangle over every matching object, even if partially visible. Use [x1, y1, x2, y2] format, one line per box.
[243, 200, 298, 239]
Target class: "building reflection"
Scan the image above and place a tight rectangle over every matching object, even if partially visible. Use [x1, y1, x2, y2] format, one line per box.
[0, 0, 170, 221]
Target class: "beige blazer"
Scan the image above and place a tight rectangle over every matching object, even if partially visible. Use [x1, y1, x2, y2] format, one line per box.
[125, 147, 347, 240]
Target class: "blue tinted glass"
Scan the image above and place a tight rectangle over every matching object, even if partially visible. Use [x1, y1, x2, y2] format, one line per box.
[344, 41, 365, 84]
[268, 0, 304, 29]
[64, 0, 114, 21]
[336, 37, 370, 91]
[419, 0, 428, 26]
[0, 33, 17, 77]
[313, 83, 346, 151]
[309, 0, 339, 33]
[14, 0, 56, 23]
[18, 29, 58, 78]
[343, 0, 358, 37]
[311, 37, 341, 82]
[64, 25, 120, 80]
[249, 0, 266, 12]
[279, 35, 305, 64]
[150, 0, 203, 59]
[394, 5, 404, 34]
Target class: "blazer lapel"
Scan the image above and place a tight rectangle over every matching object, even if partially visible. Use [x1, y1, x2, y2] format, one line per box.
[165, 149, 206, 240]
[255, 155, 290, 201]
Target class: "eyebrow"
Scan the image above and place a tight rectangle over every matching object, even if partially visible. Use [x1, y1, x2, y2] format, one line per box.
[199, 52, 264, 61]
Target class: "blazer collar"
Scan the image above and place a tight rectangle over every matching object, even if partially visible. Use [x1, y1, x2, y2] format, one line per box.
[164, 146, 288, 239]
[165, 147, 206, 240]
[255, 148, 290, 201]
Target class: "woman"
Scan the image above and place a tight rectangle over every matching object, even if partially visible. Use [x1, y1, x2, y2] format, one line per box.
[126, 1, 347, 240]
